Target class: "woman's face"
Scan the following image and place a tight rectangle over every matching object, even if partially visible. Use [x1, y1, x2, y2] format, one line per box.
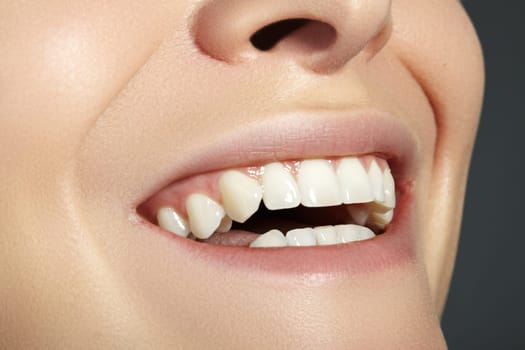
[0, 0, 483, 348]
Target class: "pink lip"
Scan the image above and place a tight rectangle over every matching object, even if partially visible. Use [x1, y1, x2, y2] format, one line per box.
[133, 109, 419, 276]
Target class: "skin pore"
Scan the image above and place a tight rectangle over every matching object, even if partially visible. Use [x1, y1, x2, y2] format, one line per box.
[0, 0, 483, 349]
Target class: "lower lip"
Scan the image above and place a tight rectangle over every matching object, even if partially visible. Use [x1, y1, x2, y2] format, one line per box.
[142, 188, 416, 276]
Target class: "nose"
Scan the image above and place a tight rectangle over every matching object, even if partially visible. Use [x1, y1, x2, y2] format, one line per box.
[192, 0, 392, 73]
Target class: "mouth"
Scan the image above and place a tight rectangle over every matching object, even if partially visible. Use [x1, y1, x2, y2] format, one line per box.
[139, 155, 395, 247]
[134, 110, 418, 274]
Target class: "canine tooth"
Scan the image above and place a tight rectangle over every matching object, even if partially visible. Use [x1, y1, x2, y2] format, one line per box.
[186, 194, 225, 239]
[262, 162, 301, 210]
[286, 228, 317, 246]
[383, 168, 396, 208]
[297, 159, 341, 207]
[156, 207, 190, 238]
[313, 226, 337, 246]
[250, 229, 287, 248]
[347, 205, 369, 226]
[336, 224, 375, 243]
[216, 216, 233, 233]
[336, 157, 374, 204]
[219, 170, 263, 223]
[368, 159, 385, 202]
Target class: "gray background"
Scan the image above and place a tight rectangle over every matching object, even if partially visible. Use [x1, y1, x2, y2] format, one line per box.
[441, 0, 525, 349]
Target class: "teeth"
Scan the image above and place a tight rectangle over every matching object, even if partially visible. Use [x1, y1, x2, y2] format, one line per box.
[297, 159, 341, 207]
[313, 226, 337, 246]
[286, 228, 317, 246]
[216, 216, 233, 233]
[336, 224, 375, 243]
[382, 168, 396, 209]
[219, 170, 263, 223]
[369, 209, 394, 226]
[262, 162, 301, 210]
[368, 159, 385, 203]
[186, 194, 225, 239]
[249, 229, 287, 248]
[156, 207, 190, 238]
[336, 157, 374, 204]
[248, 224, 375, 248]
[156, 156, 396, 245]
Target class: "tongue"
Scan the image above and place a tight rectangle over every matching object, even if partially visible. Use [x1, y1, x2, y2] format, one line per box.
[199, 230, 260, 247]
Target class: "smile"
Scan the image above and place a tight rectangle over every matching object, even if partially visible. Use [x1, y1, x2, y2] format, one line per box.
[142, 155, 395, 247]
[134, 110, 418, 274]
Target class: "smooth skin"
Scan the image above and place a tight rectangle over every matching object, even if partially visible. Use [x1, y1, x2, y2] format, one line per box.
[0, 0, 483, 348]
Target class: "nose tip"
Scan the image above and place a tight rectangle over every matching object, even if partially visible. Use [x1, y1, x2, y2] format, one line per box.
[192, 0, 392, 73]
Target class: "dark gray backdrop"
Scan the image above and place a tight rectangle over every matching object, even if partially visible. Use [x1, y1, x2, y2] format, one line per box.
[441, 0, 525, 349]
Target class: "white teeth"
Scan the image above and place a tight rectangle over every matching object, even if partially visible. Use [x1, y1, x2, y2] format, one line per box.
[157, 156, 395, 245]
[156, 207, 190, 238]
[336, 224, 375, 243]
[216, 216, 233, 233]
[286, 228, 317, 246]
[313, 226, 337, 246]
[297, 159, 341, 207]
[368, 159, 385, 203]
[186, 194, 225, 239]
[249, 224, 375, 248]
[249, 229, 287, 248]
[219, 170, 263, 223]
[382, 168, 396, 209]
[336, 157, 374, 204]
[262, 162, 301, 210]
[369, 209, 394, 226]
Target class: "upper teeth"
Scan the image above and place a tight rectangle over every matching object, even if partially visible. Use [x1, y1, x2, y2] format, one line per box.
[155, 156, 396, 247]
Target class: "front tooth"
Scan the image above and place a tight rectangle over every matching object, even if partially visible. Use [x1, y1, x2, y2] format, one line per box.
[336, 224, 375, 243]
[382, 167, 396, 208]
[262, 162, 301, 210]
[313, 226, 337, 246]
[335, 224, 361, 243]
[219, 170, 263, 223]
[156, 207, 190, 238]
[368, 159, 385, 202]
[186, 193, 225, 239]
[286, 228, 317, 246]
[336, 157, 374, 204]
[250, 229, 287, 248]
[297, 159, 341, 207]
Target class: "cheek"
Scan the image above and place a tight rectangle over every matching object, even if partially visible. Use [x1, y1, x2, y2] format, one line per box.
[0, 1, 171, 163]
[390, 0, 484, 140]
[389, 0, 484, 310]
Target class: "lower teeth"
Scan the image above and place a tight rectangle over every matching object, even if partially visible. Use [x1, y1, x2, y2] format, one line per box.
[250, 224, 375, 248]
[156, 202, 389, 247]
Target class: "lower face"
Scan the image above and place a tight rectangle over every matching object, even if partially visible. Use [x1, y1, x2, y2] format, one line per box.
[0, 0, 483, 348]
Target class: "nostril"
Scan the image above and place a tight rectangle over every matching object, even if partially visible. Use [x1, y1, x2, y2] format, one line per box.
[250, 19, 310, 51]
[250, 19, 336, 52]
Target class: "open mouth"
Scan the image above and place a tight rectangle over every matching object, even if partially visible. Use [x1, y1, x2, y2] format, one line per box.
[127, 111, 418, 274]
[138, 155, 395, 248]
